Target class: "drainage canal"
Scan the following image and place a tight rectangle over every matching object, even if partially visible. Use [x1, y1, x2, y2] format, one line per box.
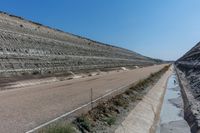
[156, 72, 190, 133]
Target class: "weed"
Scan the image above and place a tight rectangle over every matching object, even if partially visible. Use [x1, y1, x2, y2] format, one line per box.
[113, 96, 129, 109]
[125, 89, 133, 95]
[103, 116, 116, 126]
[76, 115, 92, 132]
[39, 124, 76, 133]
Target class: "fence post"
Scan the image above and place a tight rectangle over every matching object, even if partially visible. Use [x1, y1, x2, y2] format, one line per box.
[91, 88, 93, 109]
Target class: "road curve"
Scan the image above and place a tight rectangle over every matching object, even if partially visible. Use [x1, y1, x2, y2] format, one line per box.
[0, 64, 167, 133]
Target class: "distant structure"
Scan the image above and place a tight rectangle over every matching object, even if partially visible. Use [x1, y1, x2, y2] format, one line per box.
[0, 12, 159, 76]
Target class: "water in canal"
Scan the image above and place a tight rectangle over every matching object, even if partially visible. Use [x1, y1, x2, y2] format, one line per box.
[156, 72, 191, 133]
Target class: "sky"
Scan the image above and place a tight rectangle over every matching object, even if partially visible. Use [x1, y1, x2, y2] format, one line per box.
[0, 0, 200, 60]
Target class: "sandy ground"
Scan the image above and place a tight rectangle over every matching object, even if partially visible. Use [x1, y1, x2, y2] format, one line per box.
[0, 64, 166, 133]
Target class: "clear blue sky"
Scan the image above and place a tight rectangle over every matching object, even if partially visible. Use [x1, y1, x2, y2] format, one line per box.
[1, 0, 200, 60]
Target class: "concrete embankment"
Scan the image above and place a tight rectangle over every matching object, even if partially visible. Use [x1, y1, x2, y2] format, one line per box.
[115, 66, 172, 133]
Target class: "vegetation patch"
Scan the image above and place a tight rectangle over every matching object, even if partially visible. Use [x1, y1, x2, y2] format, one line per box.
[75, 115, 93, 132]
[38, 123, 76, 133]
[103, 116, 116, 126]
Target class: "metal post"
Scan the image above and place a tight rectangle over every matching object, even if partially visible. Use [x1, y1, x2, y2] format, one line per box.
[91, 88, 93, 109]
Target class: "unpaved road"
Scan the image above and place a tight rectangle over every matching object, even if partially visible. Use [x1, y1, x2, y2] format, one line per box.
[0, 64, 167, 133]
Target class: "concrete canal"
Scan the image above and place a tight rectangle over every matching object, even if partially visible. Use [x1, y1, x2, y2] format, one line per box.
[156, 72, 190, 133]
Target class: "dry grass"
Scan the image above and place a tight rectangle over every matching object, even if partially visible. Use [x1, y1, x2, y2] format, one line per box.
[39, 123, 76, 133]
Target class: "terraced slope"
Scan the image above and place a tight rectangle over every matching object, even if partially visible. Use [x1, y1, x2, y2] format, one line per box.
[0, 12, 158, 76]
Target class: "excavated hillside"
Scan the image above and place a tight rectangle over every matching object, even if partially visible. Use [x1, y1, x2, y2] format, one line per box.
[176, 42, 200, 132]
[0, 12, 159, 77]
[176, 42, 200, 97]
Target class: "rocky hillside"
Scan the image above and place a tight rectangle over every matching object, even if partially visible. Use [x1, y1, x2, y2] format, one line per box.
[176, 42, 200, 97]
[0, 11, 159, 76]
[176, 42, 200, 132]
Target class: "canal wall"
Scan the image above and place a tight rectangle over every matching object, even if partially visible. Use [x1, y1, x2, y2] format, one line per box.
[115, 66, 172, 133]
[175, 67, 200, 133]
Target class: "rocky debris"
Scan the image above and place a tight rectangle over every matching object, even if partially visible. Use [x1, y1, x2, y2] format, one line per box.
[176, 42, 200, 98]
[0, 12, 160, 77]
[175, 42, 200, 132]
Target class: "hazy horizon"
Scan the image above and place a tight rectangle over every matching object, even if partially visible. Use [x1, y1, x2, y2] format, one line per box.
[0, 0, 199, 60]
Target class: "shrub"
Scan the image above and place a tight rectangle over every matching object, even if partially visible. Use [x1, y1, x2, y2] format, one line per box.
[103, 116, 116, 126]
[76, 115, 92, 132]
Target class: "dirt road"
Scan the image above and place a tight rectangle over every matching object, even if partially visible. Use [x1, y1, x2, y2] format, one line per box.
[0, 64, 166, 133]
